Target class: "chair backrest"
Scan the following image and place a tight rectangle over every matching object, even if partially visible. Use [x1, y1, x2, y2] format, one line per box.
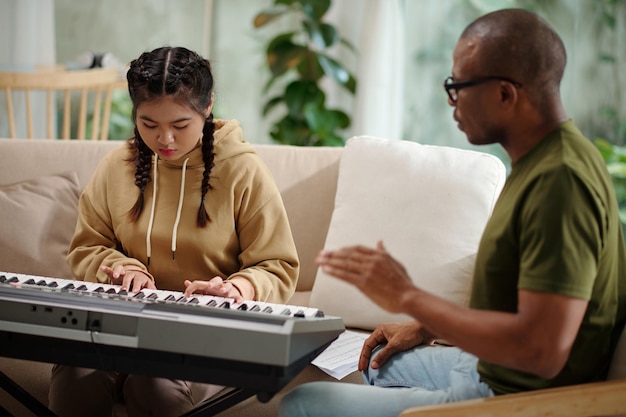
[0, 67, 121, 140]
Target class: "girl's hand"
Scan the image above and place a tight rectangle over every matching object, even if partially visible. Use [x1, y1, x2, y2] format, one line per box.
[100, 265, 156, 293]
[183, 276, 245, 304]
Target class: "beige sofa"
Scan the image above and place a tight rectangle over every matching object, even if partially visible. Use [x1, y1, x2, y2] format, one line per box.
[0, 138, 355, 417]
[2, 136, 621, 417]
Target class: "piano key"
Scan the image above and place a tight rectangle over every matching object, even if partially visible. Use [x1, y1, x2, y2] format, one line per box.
[0, 271, 326, 319]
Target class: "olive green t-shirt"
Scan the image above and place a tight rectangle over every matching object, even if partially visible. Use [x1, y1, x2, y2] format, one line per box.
[470, 120, 626, 394]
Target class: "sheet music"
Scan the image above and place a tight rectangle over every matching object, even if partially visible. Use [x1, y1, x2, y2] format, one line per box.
[312, 330, 369, 379]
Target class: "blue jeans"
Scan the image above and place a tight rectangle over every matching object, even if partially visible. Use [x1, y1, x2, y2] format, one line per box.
[279, 345, 494, 417]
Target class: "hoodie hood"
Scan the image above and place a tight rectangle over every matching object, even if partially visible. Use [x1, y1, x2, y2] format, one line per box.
[212, 119, 256, 162]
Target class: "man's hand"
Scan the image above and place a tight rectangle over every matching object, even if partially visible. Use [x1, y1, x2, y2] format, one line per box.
[100, 265, 156, 293]
[359, 321, 427, 371]
[184, 276, 244, 303]
[316, 241, 416, 313]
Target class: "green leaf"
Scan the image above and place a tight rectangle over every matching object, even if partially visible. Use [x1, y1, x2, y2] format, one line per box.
[296, 50, 325, 81]
[284, 80, 325, 117]
[267, 33, 307, 76]
[303, 21, 339, 49]
[253, 5, 289, 28]
[270, 115, 312, 146]
[303, 104, 349, 134]
[262, 96, 284, 116]
[299, 0, 331, 20]
[339, 37, 357, 53]
[317, 54, 357, 94]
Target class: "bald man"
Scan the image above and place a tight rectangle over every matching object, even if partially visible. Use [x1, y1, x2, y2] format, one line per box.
[279, 8, 626, 417]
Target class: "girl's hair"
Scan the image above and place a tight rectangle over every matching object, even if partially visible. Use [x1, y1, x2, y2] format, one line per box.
[125, 46, 215, 227]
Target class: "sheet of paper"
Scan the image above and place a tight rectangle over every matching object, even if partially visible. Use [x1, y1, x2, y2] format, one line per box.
[312, 330, 369, 380]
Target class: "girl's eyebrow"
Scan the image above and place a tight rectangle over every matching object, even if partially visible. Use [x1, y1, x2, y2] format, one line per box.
[139, 115, 192, 124]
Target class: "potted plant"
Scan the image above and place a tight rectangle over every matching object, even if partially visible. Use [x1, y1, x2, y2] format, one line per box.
[253, 0, 357, 146]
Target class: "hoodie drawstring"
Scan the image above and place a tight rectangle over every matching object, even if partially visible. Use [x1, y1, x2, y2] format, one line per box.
[171, 158, 189, 260]
[145, 154, 158, 266]
[145, 155, 190, 264]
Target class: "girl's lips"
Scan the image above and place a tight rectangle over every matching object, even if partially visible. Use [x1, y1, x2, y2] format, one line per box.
[159, 149, 176, 156]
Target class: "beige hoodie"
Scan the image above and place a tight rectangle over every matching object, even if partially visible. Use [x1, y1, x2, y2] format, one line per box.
[67, 119, 299, 303]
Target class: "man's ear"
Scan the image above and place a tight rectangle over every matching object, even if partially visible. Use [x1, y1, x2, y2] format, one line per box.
[499, 81, 519, 108]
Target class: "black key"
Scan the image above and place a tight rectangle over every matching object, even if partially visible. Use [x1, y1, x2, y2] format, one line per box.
[219, 301, 231, 309]
[262, 306, 273, 314]
[133, 292, 145, 299]
[175, 296, 187, 303]
[62, 283, 75, 290]
[294, 310, 305, 318]
[187, 297, 199, 304]
[164, 295, 176, 302]
[36, 280, 47, 286]
[315, 310, 325, 317]
[250, 305, 261, 312]
[94, 287, 105, 292]
[75, 285, 88, 291]
[7, 276, 19, 284]
[280, 308, 291, 316]
[22, 278, 36, 285]
[118, 289, 128, 296]
[206, 299, 217, 307]
[237, 303, 248, 311]
[0, 275, 6, 283]
[47, 281, 58, 288]
[147, 293, 158, 300]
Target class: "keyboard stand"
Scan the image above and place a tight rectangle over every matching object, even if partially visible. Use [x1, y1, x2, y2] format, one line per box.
[0, 369, 57, 417]
[0, 330, 328, 417]
[0, 369, 256, 417]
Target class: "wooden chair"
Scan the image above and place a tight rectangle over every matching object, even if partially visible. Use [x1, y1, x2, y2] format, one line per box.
[0, 67, 121, 140]
[398, 324, 626, 417]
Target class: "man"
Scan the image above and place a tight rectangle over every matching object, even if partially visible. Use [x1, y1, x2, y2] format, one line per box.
[279, 8, 626, 417]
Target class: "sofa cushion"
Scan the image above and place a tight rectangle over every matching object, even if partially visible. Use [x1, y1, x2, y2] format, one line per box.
[309, 136, 506, 330]
[0, 172, 80, 280]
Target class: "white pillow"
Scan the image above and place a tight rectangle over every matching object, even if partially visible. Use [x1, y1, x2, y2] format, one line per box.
[0, 172, 80, 280]
[309, 136, 506, 330]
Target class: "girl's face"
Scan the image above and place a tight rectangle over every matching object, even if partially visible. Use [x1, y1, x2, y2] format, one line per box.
[135, 96, 211, 161]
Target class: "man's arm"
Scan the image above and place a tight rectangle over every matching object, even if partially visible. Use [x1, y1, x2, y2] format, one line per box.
[317, 242, 588, 379]
[399, 287, 587, 379]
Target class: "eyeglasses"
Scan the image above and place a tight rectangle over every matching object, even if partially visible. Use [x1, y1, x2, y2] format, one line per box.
[443, 76, 523, 103]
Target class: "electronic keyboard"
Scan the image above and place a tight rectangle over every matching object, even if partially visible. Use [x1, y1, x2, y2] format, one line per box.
[0, 271, 345, 411]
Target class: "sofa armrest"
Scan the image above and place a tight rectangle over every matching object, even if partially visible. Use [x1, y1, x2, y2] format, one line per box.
[397, 379, 626, 417]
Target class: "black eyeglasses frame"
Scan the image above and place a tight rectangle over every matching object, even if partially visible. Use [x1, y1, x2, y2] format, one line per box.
[443, 76, 523, 102]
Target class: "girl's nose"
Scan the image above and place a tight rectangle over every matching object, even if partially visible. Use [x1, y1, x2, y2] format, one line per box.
[158, 130, 174, 145]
